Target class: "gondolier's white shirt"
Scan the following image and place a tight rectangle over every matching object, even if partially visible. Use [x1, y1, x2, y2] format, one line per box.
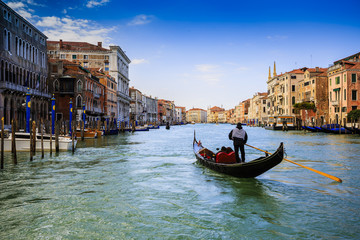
[231, 128, 246, 140]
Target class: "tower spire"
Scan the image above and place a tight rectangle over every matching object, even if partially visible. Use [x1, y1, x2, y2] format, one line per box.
[273, 61, 277, 77]
[268, 66, 271, 80]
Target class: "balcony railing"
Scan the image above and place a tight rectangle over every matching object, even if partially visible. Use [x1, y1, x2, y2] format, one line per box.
[331, 100, 339, 106]
[0, 82, 51, 98]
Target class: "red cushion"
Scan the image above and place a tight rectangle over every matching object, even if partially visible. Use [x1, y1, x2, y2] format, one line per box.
[216, 152, 236, 163]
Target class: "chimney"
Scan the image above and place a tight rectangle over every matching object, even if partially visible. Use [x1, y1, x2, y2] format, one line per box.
[315, 67, 319, 72]
[59, 39, 63, 48]
[97, 42, 102, 48]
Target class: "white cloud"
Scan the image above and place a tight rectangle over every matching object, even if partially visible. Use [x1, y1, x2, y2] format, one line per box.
[132, 58, 148, 65]
[194, 64, 223, 85]
[128, 14, 155, 26]
[36, 15, 115, 44]
[86, 0, 110, 8]
[266, 35, 288, 40]
[195, 64, 219, 73]
[6, 1, 35, 21]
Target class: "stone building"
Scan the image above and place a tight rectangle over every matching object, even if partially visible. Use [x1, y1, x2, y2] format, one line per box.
[186, 108, 207, 123]
[297, 67, 329, 125]
[157, 99, 175, 124]
[142, 95, 158, 124]
[328, 57, 360, 124]
[89, 69, 117, 120]
[48, 60, 105, 124]
[0, 1, 50, 129]
[175, 106, 186, 124]
[248, 92, 267, 126]
[207, 106, 225, 123]
[129, 87, 144, 124]
[47, 40, 131, 123]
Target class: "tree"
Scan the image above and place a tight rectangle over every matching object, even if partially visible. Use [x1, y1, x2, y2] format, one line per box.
[293, 102, 316, 110]
[347, 109, 360, 122]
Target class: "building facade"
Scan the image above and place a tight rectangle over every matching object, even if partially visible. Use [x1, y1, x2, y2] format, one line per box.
[328, 60, 360, 124]
[157, 99, 175, 124]
[186, 108, 207, 123]
[48, 60, 105, 124]
[47, 40, 131, 124]
[142, 95, 158, 124]
[0, 1, 50, 128]
[175, 106, 186, 124]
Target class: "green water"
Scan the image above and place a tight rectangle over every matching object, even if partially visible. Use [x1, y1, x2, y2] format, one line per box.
[1, 124, 359, 239]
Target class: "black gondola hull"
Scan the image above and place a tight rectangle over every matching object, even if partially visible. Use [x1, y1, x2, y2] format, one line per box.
[193, 137, 284, 178]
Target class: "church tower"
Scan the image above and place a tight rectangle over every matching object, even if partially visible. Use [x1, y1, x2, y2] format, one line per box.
[273, 61, 277, 77]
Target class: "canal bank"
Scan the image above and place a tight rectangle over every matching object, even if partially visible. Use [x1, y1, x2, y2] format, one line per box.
[1, 124, 359, 239]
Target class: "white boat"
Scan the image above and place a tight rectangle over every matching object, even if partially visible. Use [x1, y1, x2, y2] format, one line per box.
[2, 132, 76, 152]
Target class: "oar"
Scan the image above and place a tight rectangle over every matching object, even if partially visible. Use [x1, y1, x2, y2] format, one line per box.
[245, 143, 343, 183]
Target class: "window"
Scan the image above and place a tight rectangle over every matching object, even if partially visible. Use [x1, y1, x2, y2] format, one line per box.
[54, 80, 59, 91]
[344, 89, 346, 101]
[352, 90, 357, 101]
[312, 79, 315, 84]
[72, 55, 77, 59]
[352, 106, 358, 110]
[342, 107, 347, 112]
[292, 85, 295, 91]
[329, 78, 331, 86]
[335, 76, 340, 84]
[304, 81, 310, 86]
[105, 62, 109, 71]
[77, 80, 82, 91]
[84, 55, 88, 60]
[76, 95, 82, 107]
[292, 96, 295, 105]
[83, 62, 88, 68]
[352, 74, 357, 83]
[344, 74, 346, 82]
[60, 54, 66, 59]
[291, 75, 296, 79]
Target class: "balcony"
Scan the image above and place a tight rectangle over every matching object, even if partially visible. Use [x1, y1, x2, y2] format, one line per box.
[331, 100, 339, 106]
[93, 92, 100, 99]
[0, 82, 51, 98]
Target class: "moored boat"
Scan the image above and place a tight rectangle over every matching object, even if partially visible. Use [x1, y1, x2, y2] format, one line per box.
[3, 132, 76, 152]
[193, 133, 284, 178]
[75, 129, 97, 138]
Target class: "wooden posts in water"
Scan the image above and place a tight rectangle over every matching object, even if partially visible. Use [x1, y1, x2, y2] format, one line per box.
[41, 119, 44, 159]
[72, 122, 75, 154]
[50, 116, 53, 156]
[81, 120, 84, 141]
[1, 117, 4, 169]
[55, 121, 59, 153]
[11, 119, 17, 164]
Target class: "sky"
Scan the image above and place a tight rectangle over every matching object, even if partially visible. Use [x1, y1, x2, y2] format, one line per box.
[4, 0, 360, 110]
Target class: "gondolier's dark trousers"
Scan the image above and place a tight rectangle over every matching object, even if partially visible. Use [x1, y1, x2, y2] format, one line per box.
[233, 137, 245, 163]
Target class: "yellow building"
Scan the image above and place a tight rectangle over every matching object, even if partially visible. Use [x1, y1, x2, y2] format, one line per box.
[207, 106, 225, 123]
[186, 108, 207, 123]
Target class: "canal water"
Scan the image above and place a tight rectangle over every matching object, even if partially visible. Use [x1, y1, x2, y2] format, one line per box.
[1, 124, 359, 239]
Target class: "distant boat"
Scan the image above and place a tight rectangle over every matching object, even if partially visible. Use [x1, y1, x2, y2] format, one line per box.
[76, 129, 97, 139]
[265, 116, 296, 130]
[3, 132, 76, 152]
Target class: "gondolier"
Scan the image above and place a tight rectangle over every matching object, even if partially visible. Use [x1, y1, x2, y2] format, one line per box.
[229, 123, 248, 163]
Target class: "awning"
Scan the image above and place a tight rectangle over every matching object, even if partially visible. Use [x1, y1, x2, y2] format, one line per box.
[333, 88, 340, 92]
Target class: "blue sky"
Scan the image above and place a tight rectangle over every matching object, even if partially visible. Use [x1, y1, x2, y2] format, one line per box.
[5, 0, 360, 110]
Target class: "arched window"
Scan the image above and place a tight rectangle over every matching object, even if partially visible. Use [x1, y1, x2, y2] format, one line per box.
[15, 37, 18, 55]
[4, 30, 8, 51]
[54, 79, 59, 91]
[76, 95, 82, 108]
[77, 80, 82, 92]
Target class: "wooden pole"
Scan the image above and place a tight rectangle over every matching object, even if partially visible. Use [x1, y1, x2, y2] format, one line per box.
[1, 117, 4, 169]
[55, 121, 59, 153]
[32, 121, 36, 155]
[50, 117, 53, 156]
[41, 119, 44, 159]
[72, 121, 75, 154]
[81, 120, 84, 141]
[12, 119, 17, 164]
[245, 143, 343, 183]
[30, 120, 33, 161]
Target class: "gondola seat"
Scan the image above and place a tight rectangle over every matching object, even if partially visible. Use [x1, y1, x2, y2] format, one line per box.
[216, 152, 236, 164]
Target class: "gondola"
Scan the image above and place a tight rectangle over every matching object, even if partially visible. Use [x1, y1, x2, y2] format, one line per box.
[193, 133, 284, 178]
[344, 126, 360, 135]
